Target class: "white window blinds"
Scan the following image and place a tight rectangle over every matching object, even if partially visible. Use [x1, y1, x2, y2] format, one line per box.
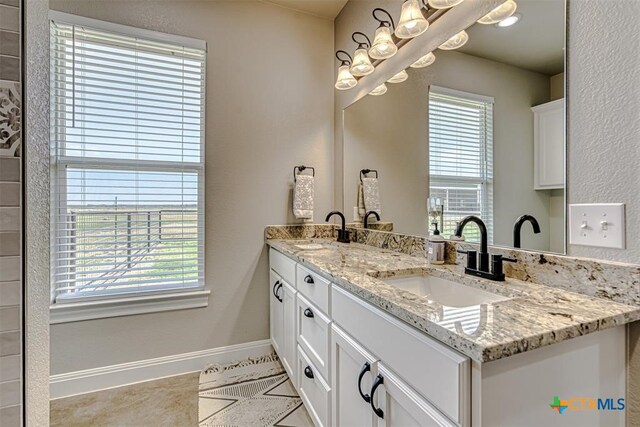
[429, 87, 493, 243]
[50, 15, 206, 302]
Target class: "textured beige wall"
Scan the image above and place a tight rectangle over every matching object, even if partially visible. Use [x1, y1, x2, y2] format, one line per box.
[344, 50, 552, 250]
[48, 0, 334, 374]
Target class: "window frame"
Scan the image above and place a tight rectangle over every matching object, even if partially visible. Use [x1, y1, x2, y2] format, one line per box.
[48, 11, 209, 322]
[428, 85, 494, 244]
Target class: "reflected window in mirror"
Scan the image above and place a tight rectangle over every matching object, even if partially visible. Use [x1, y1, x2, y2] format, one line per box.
[429, 88, 494, 244]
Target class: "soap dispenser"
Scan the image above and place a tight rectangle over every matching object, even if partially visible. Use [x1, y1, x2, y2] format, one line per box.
[426, 221, 445, 265]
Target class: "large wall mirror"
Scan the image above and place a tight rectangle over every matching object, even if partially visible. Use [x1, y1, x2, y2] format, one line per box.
[343, 0, 566, 253]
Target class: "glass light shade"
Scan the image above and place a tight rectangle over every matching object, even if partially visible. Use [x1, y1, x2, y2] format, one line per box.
[369, 26, 398, 60]
[370, 83, 388, 96]
[410, 52, 436, 68]
[477, 0, 517, 24]
[350, 48, 374, 76]
[387, 69, 408, 84]
[395, 0, 429, 39]
[335, 65, 357, 90]
[439, 30, 469, 50]
[428, 0, 464, 9]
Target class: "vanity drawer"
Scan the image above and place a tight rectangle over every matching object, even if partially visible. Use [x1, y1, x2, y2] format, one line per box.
[269, 248, 296, 285]
[296, 264, 330, 315]
[297, 293, 331, 380]
[331, 286, 470, 426]
[297, 345, 331, 427]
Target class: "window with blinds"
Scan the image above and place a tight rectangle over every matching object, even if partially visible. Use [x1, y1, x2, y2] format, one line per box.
[429, 87, 493, 243]
[50, 14, 206, 303]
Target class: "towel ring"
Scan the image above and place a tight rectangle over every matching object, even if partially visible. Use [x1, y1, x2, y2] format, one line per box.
[294, 165, 315, 182]
[360, 169, 378, 183]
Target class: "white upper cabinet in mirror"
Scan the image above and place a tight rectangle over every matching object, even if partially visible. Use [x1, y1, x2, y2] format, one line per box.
[343, 0, 566, 254]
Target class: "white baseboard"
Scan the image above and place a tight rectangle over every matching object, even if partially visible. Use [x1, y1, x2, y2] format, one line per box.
[50, 339, 273, 400]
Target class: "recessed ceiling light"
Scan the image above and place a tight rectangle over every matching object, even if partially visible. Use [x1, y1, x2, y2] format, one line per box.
[496, 13, 521, 28]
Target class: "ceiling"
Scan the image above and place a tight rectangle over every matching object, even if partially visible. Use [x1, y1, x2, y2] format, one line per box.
[459, 0, 565, 75]
[263, 0, 348, 19]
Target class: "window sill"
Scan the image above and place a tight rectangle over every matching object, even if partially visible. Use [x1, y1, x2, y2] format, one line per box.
[50, 289, 210, 324]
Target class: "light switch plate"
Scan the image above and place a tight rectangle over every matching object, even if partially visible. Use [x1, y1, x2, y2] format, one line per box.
[569, 203, 625, 249]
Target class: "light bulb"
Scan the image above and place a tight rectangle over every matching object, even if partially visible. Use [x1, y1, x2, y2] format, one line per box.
[496, 13, 520, 27]
[350, 48, 374, 76]
[335, 65, 357, 90]
[477, 0, 517, 25]
[410, 52, 436, 68]
[395, 0, 429, 39]
[369, 25, 398, 60]
[387, 70, 408, 84]
[439, 30, 468, 50]
[370, 83, 388, 96]
[428, 0, 464, 9]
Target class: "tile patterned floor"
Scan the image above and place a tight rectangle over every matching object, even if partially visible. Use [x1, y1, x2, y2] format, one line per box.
[199, 353, 313, 427]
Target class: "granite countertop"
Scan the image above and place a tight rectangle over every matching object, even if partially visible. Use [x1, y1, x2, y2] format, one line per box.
[266, 238, 640, 363]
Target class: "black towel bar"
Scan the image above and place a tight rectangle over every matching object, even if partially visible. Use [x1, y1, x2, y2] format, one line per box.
[360, 169, 378, 183]
[294, 165, 315, 182]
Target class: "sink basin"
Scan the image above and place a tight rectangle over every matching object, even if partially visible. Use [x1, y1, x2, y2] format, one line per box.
[383, 275, 509, 307]
[294, 243, 327, 250]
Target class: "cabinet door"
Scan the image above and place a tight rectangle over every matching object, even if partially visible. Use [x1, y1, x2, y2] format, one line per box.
[533, 99, 564, 189]
[332, 325, 378, 427]
[269, 270, 284, 355]
[373, 364, 457, 427]
[282, 280, 297, 385]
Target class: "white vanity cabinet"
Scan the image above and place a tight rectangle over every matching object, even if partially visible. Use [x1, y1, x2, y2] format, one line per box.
[532, 98, 564, 190]
[268, 247, 626, 427]
[269, 249, 298, 383]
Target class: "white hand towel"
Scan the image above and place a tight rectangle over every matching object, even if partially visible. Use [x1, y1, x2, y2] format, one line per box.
[357, 183, 366, 218]
[293, 174, 314, 221]
[362, 177, 381, 216]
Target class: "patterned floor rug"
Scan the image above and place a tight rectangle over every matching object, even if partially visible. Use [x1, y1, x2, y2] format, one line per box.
[198, 352, 313, 427]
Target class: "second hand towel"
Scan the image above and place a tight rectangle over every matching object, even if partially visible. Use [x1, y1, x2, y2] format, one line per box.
[362, 177, 381, 216]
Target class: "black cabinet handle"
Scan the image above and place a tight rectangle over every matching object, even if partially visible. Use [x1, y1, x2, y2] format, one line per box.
[304, 366, 314, 379]
[272, 281, 281, 300]
[304, 308, 314, 318]
[370, 375, 384, 419]
[304, 275, 314, 284]
[357, 362, 371, 403]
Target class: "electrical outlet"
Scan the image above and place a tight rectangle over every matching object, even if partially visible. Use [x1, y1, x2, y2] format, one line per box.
[569, 203, 625, 249]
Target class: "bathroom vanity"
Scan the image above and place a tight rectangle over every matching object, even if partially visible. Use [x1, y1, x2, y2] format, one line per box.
[266, 235, 638, 427]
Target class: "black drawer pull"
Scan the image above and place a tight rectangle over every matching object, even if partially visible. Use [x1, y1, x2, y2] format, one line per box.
[304, 308, 314, 318]
[304, 275, 314, 284]
[304, 366, 314, 379]
[357, 362, 371, 403]
[370, 375, 384, 418]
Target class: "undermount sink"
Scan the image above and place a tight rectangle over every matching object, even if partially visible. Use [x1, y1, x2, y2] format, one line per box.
[294, 243, 327, 250]
[383, 275, 509, 307]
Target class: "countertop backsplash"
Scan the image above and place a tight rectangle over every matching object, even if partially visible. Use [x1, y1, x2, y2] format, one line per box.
[265, 224, 640, 307]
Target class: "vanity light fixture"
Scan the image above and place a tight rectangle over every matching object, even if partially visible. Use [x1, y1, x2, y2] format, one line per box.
[496, 13, 521, 27]
[387, 69, 408, 84]
[428, 0, 464, 9]
[370, 83, 388, 96]
[477, 0, 517, 25]
[395, 0, 429, 39]
[350, 32, 375, 76]
[439, 30, 469, 50]
[335, 50, 357, 90]
[410, 51, 436, 68]
[369, 8, 398, 60]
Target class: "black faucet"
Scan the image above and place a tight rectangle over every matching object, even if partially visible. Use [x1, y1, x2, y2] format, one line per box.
[325, 211, 350, 243]
[513, 214, 541, 248]
[363, 211, 380, 229]
[454, 215, 515, 281]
